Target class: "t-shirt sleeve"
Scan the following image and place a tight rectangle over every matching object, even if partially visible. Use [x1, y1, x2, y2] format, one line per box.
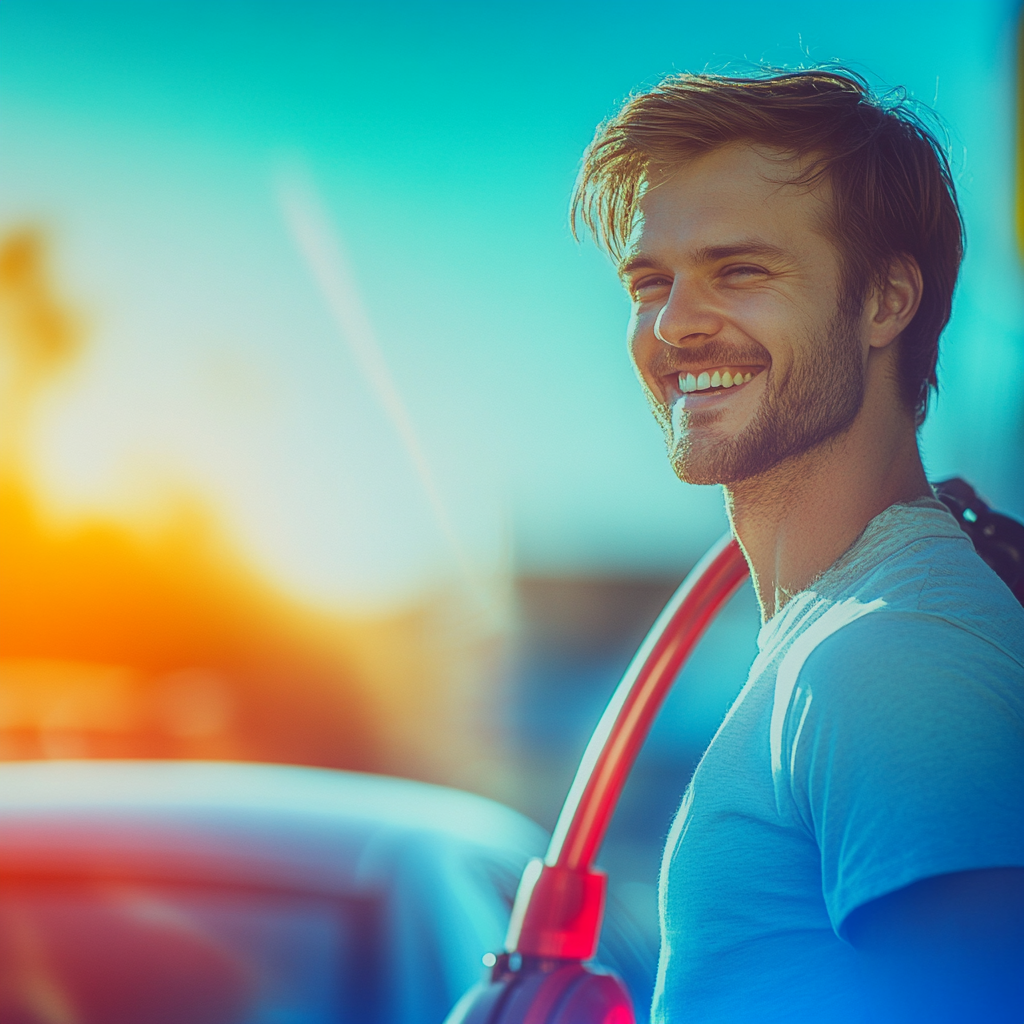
[782, 611, 1024, 939]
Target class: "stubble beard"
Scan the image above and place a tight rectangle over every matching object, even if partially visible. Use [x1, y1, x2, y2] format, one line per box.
[665, 309, 865, 486]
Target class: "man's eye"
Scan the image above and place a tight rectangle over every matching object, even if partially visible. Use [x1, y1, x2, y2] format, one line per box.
[722, 265, 766, 279]
[632, 275, 671, 297]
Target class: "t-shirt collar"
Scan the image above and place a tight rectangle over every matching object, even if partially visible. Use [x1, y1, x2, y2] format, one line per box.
[755, 497, 965, 653]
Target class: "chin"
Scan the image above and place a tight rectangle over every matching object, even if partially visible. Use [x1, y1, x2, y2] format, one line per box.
[668, 428, 788, 487]
[665, 409, 762, 487]
[674, 468, 725, 487]
[669, 414, 857, 488]
[667, 437, 734, 487]
[670, 459, 737, 487]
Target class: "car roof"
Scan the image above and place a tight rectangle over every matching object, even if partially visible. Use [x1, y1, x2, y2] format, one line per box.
[0, 760, 548, 896]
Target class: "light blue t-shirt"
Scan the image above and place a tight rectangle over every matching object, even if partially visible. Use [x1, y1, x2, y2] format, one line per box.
[653, 499, 1024, 1023]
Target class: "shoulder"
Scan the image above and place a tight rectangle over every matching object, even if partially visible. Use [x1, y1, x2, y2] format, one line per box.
[780, 610, 1024, 935]
[772, 601, 1024, 816]
[782, 610, 1024, 840]
[837, 510, 1024, 658]
[794, 610, 1023, 750]
[799, 515, 1024, 702]
[768, 600, 1023, 818]
[912, 532, 1024, 663]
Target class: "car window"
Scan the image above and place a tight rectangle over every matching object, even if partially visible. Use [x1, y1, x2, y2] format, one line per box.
[0, 879, 379, 1024]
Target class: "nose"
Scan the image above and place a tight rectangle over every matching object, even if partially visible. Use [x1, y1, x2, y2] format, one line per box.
[653, 279, 723, 348]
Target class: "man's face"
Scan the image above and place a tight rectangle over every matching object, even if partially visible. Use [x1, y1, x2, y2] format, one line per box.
[622, 143, 866, 486]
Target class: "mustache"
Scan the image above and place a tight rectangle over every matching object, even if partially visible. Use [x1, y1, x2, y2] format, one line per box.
[649, 340, 771, 378]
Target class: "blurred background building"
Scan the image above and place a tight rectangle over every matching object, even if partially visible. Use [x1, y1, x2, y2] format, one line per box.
[1, 0, 1022, 941]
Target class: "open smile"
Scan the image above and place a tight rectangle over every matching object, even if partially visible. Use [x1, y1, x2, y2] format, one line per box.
[679, 365, 760, 393]
[663, 364, 766, 406]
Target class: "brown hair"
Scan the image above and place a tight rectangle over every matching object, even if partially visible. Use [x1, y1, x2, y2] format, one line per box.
[571, 68, 965, 423]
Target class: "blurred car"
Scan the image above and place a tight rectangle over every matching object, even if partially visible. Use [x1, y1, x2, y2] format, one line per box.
[0, 760, 655, 1024]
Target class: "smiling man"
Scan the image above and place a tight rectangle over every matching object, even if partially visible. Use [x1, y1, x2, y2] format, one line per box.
[573, 71, 1024, 1023]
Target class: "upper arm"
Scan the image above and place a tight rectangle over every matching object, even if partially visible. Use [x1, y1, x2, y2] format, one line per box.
[845, 867, 1024, 1023]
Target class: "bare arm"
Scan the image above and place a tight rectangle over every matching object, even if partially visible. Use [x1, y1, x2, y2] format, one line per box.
[845, 867, 1024, 1024]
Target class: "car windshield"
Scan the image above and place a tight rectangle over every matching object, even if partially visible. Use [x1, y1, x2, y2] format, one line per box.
[0, 879, 376, 1024]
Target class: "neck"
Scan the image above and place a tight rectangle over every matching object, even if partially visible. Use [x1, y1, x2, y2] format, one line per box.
[724, 392, 931, 621]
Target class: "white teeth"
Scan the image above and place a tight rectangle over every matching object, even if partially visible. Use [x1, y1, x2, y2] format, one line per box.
[679, 368, 757, 395]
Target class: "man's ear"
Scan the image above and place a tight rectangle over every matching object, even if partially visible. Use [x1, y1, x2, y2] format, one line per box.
[867, 254, 923, 350]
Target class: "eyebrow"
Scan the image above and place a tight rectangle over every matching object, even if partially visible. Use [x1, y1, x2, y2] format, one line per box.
[617, 239, 791, 280]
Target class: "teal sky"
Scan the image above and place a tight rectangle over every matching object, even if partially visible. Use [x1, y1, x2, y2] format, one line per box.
[1, 1, 1021, 606]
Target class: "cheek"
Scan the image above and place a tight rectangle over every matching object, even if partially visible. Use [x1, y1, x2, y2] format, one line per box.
[728, 290, 785, 330]
[626, 308, 657, 367]
[728, 293, 807, 362]
[626, 307, 642, 346]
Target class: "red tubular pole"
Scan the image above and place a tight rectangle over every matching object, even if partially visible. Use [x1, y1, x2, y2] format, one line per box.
[550, 535, 749, 870]
[507, 535, 749, 959]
